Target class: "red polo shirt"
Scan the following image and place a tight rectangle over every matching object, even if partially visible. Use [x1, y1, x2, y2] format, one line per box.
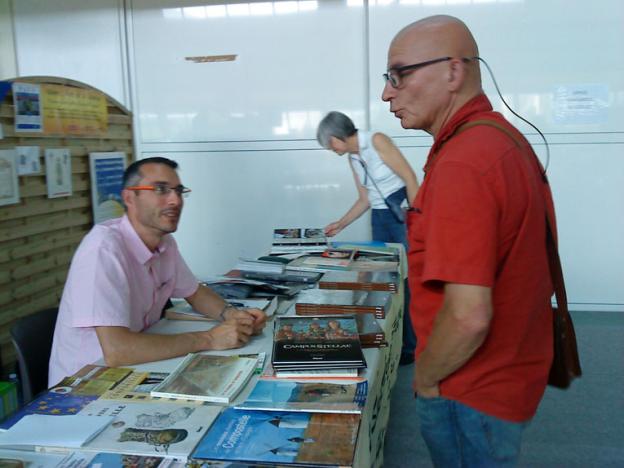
[408, 94, 555, 422]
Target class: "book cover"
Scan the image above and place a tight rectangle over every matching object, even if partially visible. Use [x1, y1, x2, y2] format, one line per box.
[0, 365, 134, 430]
[191, 408, 360, 467]
[272, 316, 366, 370]
[150, 354, 258, 404]
[83, 452, 177, 468]
[235, 380, 367, 414]
[79, 400, 221, 461]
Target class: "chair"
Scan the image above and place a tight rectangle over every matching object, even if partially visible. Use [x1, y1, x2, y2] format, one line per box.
[10, 307, 58, 404]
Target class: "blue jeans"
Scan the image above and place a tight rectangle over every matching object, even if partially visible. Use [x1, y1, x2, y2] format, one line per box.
[371, 188, 416, 355]
[416, 397, 528, 468]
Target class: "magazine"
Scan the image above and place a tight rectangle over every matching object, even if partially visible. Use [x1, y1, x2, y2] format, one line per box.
[79, 400, 221, 461]
[235, 380, 367, 414]
[150, 354, 258, 404]
[191, 408, 360, 467]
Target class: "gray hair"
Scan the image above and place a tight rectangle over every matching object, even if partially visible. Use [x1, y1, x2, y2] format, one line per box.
[316, 111, 357, 148]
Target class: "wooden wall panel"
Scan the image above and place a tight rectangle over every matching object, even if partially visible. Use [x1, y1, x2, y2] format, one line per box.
[0, 76, 134, 376]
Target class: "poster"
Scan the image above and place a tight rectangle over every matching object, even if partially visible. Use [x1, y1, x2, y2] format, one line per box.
[41, 84, 108, 136]
[16, 145, 41, 175]
[12, 82, 42, 133]
[0, 149, 20, 206]
[45, 148, 72, 198]
[89, 152, 126, 224]
[11, 82, 108, 136]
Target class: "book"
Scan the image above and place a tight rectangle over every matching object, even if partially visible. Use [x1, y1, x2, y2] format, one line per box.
[0, 365, 134, 430]
[270, 227, 329, 254]
[0, 414, 114, 451]
[224, 268, 323, 285]
[56, 451, 181, 468]
[78, 400, 221, 462]
[235, 258, 285, 274]
[235, 380, 367, 414]
[294, 289, 392, 319]
[164, 297, 278, 321]
[150, 354, 258, 404]
[272, 316, 366, 371]
[262, 363, 365, 382]
[190, 408, 360, 467]
[0, 449, 71, 468]
[295, 249, 357, 271]
[318, 270, 398, 292]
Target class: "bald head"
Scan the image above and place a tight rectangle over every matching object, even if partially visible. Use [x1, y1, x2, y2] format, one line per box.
[394, 15, 479, 62]
[382, 15, 483, 135]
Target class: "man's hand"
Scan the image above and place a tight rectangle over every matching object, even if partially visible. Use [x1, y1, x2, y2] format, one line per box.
[201, 319, 254, 350]
[413, 363, 440, 398]
[223, 307, 267, 335]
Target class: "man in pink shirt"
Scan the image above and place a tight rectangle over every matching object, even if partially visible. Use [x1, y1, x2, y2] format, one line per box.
[49, 157, 267, 386]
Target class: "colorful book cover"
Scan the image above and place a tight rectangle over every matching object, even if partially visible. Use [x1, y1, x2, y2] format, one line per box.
[0, 365, 135, 430]
[79, 400, 221, 461]
[191, 408, 360, 466]
[235, 380, 367, 414]
[150, 354, 258, 404]
[272, 316, 366, 369]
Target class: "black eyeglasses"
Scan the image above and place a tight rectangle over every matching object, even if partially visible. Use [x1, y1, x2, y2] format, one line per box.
[383, 57, 452, 88]
[127, 183, 191, 198]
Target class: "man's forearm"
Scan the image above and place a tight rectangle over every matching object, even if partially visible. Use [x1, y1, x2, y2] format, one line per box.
[96, 326, 209, 368]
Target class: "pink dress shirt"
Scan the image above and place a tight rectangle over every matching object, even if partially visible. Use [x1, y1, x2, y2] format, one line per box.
[48, 215, 198, 386]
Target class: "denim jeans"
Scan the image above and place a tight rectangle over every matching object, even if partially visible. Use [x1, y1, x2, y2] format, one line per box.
[371, 187, 416, 355]
[416, 397, 528, 468]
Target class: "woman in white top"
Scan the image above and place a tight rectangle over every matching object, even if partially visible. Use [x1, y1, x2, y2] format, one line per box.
[317, 111, 419, 246]
[317, 111, 419, 365]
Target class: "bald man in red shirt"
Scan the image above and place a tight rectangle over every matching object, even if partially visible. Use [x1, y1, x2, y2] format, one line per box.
[382, 15, 556, 466]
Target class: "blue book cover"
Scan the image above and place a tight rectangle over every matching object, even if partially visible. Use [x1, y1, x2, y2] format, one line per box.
[0, 389, 98, 430]
[191, 408, 360, 466]
[235, 380, 367, 414]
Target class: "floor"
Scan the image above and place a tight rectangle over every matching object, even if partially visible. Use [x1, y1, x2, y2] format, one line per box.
[383, 311, 624, 467]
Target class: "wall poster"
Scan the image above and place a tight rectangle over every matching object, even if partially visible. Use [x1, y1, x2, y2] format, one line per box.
[45, 148, 72, 198]
[0, 149, 20, 206]
[89, 152, 126, 224]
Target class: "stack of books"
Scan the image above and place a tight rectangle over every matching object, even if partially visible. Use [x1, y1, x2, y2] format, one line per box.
[294, 289, 393, 319]
[271, 316, 366, 379]
[318, 270, 399, 292]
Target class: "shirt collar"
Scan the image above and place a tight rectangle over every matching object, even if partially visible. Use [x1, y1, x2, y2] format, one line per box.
[425, 93, 493, 172]
[120, 215, 168, 265]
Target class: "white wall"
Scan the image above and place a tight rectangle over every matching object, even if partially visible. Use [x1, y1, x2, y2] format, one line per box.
[9, 0, 624, 311]
[0, 0, 17, 79]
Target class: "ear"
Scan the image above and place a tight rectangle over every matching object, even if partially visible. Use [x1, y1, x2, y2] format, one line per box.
[121, 188, 134, 209]
[447, 58, 467, 92]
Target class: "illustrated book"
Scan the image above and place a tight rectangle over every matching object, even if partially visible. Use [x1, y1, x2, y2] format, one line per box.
[164, 297, 277, 321]
[235, 380, 367, 414]
[270, 227, 328, 254]
[190, 408, 360, 467]
[78, 400, 221, 461]
[271, 316, 366, 371]
[150, 354, 258, 404]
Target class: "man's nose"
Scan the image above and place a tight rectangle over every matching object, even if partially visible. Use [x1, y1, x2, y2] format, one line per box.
[382, 81, 395, 102]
